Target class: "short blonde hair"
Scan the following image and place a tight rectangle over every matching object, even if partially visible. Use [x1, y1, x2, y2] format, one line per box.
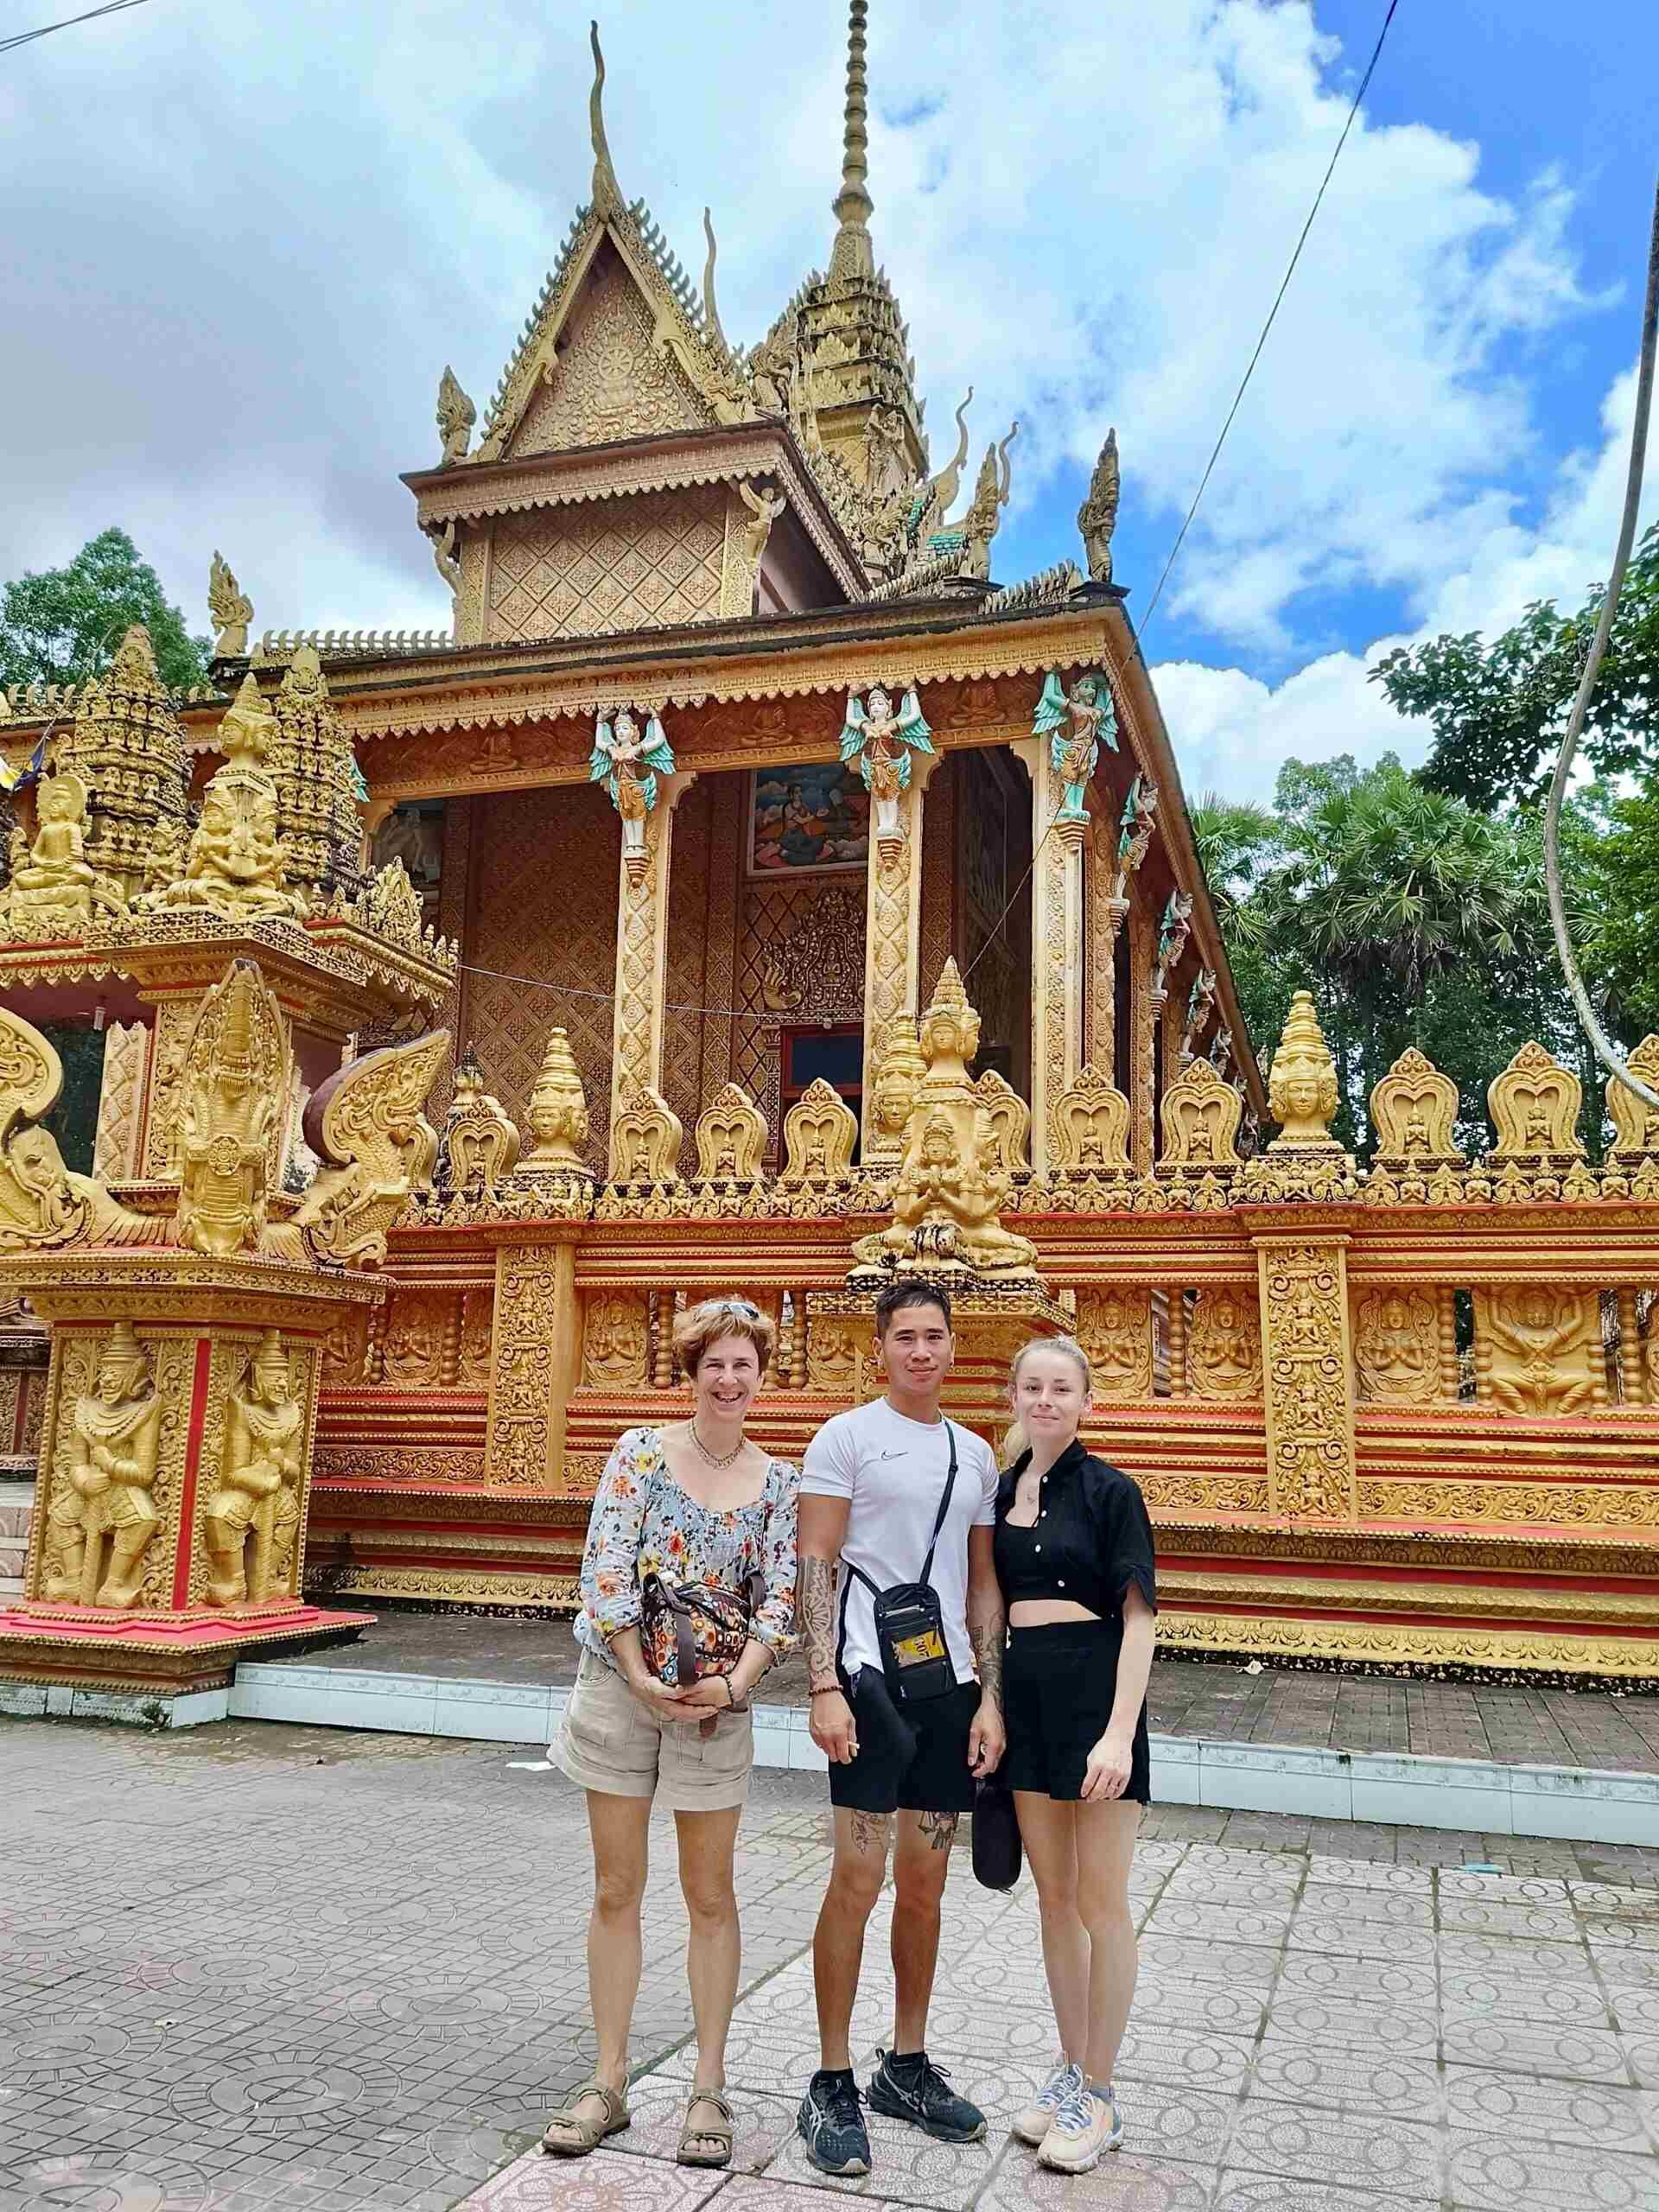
[673, 1295, 776, 1378]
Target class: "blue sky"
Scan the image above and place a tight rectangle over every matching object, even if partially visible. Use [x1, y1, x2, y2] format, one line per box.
[2, 0, 1656, 803]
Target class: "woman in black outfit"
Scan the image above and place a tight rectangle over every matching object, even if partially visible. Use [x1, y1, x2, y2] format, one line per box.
[993, 1335, 1157, 2177]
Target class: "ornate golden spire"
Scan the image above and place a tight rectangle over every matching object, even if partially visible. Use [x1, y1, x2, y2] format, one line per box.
[588, 19, 624, 220]
[829, 0, 874, 283]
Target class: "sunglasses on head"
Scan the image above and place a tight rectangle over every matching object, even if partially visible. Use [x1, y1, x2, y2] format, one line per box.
[713, 1297, 761, 1319]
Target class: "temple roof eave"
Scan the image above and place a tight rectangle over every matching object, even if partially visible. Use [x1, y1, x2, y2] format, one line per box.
[402, 417, 868, 601]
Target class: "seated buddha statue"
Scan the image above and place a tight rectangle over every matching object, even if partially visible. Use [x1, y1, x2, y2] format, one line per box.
[4, 773, 102, 931]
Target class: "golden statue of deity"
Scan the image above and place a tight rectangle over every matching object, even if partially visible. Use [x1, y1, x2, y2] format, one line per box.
[201, 1331, 303, 1605]
[1481, 1287, 1599, 1415]
[45, 1322, 163, 1607]
[1268, 992, 1341, 1148]
[146, 675, 308, 921]
[867, 1014, 925, 1160]
[176, 961, 289, 1258]
[2, 772, 118, 933]
[1355, 1289, 1438, 1405]
[853, 959, 1039, 1284]
[839, 683, 932, 861]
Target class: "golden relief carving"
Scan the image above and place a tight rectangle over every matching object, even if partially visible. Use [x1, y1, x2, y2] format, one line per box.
[486, 486, 728, 646]
[0, 1007, 164, 1253]
[321, 1306, 369, 1386]
[176, 961, 289, 1259]
[1355, 1475, 1659, 1529]
[270, 645, 366, 905]
[805, 1309, 863, 1396]
[458, 1289, 494, 1386]
[1266, 993, 1340, 1149]
[506, 254, 713, 461]
[92, 1020, 148, 1184]
[582, 1292, 650, 1389]
[41, 1322, 164, 1607]
[382, 1293, 448, 1387]
[486, 1248, 575, 1488]
[1075, 1287, 1153, 1401]
[1051, 1063, 1132, 1173]
[1475, 1287, 1606, 1414]
[200, 1331, 302, 1605]
[760, 882, 866, 1020]
[1607, 1035, 1659, 1162]
[1487, 1041, 1584, 1162]
[276, 1032, 447, 1270]
[1158, 1057, 1243, 1175]
[609, 1078, 683, 1185]
[852, 960, 1039, 1287]
[1187, 1287, 1263, 1402]
[54, 625, 190, 903]
[1259, 1243, 1357, 1518]
[439, 1047, 520, 1192]
[1154, 1610, 1659, 1680]
[694, 1081, 768, 1184]
[1354, 1288, 1439, 1405]
[780, 1077, 859, 1185]
[1370, 1046, 1465, 1168]
[973, 1071, 1032, 1178]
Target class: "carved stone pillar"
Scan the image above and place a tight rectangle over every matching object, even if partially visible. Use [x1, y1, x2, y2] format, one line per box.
[1255, 1236, 1358, 1521]
[860, 750, 941, 1156]
[608, 770, 696, 1175]
[1128, 902, 1156, 1172]
[483, 1235, 582, 1488]
[1013, 738, 1086, 1175]
[1086, 819, 1129, 1079]
[93, 1021, 150, 1183]
[1437, 1286, 1460, 1402]
[138, 999, 200, 1180]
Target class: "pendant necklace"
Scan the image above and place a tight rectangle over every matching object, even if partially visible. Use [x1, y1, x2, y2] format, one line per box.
[690, 1423, 744, 1469]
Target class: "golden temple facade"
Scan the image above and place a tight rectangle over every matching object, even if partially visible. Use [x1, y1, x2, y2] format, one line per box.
[2, 5, 1657, 1690]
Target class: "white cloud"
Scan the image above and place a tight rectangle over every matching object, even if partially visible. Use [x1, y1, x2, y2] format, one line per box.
[1165, 361, 1659, 805]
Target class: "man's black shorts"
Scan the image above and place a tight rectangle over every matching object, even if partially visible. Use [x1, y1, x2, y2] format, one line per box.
[828, 1669, 982, 1817]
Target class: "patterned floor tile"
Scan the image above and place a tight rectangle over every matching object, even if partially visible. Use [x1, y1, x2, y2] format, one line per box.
[1438, 2016, 1630, 2081]
[1587, 1917, 1659, 1953]
[1439, 1872, 1570, 1904]
[1291, 1885, 1433, 1930]
[721, 2181, 913, 2212]
[1134, 1977, 1270, 2040]
[1304, 1859, 1431, 1895]
[455, 2146, 728, 2209]
[1229, 2101, 1442, 2199]
[1143, 1902, 1293, 1947]
[1286, 1916, 1438, 1967]
[1262, 1999, 1437, 2052]
[1273, 1951, 1436, 2007]
[1442, 2064, 1655, 2151]
[1214, 2180, 1437, 2212]
[1439, 1975, 1613, 2029]
[759, 2101, 1001, 2209]
[979, 2146, 1217, 2209]
[1137, 1936, 1283, 1989]
[1116, 2022, 1255, 2098]
[1446, 2131, 1659, 2210]
[1247, 2044, 1441, 2123]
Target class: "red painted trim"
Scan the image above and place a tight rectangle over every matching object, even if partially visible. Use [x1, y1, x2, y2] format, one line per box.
[171, 1338, 214, 1609]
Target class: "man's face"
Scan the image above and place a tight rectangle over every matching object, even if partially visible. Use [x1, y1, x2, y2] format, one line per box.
[876, 1302, 953, 1396]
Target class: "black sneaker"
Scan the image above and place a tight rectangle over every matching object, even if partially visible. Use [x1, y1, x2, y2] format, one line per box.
[867, 2047, 987, 2143]
[798, 2068, 871, 2177]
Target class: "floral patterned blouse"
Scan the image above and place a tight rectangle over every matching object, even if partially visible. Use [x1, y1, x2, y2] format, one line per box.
[576, 1426, 800, 1686]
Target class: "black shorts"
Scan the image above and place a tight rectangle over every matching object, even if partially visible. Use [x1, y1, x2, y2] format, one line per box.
[828, 1669, 982, 1817]
[1004, 1619, 1151, 1806]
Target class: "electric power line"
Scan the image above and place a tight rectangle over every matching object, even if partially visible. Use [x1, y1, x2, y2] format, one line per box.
[1137, 0, 1402, 638]
[2, 0, 150, 57]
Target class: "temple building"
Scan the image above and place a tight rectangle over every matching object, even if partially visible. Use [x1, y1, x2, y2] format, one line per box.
[1, 3, 1656, 1697]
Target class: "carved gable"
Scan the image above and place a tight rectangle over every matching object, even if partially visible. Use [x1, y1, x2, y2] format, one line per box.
[506, 252, 712, 459]
[486, 484, 727, 643]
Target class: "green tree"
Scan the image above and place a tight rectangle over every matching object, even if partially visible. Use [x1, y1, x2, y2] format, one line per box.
[0, 529, 208, 695]
[1370, 519, 1659, 810]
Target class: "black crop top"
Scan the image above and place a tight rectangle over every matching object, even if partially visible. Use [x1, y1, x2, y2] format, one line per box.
[993, 1440, 1157, 1618]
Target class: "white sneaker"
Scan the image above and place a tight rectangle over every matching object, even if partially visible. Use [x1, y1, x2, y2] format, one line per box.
[1039, 2078, 1123, 2173]
[1013, 2059, 1083, 2147]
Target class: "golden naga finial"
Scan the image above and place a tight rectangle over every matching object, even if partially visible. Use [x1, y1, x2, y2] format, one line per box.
[588, 19, 624, 219]
[828, 0, 874, 283]
[702, 207, 729, 355]
[208, 551, 253, 658]
[435, 365, 475, 467]
[1267, 989, 1340, 1150]
[1077, 428, 1120, 585]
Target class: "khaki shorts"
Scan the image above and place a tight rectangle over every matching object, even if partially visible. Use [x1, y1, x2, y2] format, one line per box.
[555, 1646, 753, 1813]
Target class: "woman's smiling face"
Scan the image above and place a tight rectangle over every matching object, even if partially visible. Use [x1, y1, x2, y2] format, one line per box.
[693, 1332, 763, 1423]
[1012, 1346, 1091, 1443]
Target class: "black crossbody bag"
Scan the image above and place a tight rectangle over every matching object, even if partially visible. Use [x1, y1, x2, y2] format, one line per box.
[836, 1421, 961, 1706]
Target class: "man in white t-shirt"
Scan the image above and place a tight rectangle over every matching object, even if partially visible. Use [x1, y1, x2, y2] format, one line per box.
[794, 1281, 1007, 2179]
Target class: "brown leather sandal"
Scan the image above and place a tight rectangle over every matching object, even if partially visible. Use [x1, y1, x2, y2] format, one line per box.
[539, 2079, 630, 2157]
[677, 2087, 734, 2169]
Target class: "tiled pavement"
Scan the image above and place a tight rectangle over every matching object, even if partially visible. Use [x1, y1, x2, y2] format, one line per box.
[254, 1611, 1659, 1772]
[6, 1718, 1659, 2211]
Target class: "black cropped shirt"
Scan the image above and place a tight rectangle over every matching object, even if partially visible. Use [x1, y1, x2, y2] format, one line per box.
[993, 1440, 1158, 1619]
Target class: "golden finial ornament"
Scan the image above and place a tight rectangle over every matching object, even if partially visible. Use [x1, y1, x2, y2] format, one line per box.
[519, 1026, 594, 1179]
[1077, 429, 1120, 585]
[439, 1046, 521, 1193]
[208, 551, 254, 658]
[829, 0, 874, 283]
[1267, 991, 1340, 1149]
[435, 365, 476, 467]
[588, 20, 624, 220]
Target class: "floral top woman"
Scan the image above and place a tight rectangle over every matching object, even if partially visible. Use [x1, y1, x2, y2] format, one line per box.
[579, 1423, 799, 1685]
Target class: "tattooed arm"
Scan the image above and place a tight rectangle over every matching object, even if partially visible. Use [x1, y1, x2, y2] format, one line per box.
[965, 1525, 1007, 1776]
[798, 1491, 857, 1763]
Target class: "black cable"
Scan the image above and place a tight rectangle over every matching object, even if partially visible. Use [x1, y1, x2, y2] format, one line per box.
[2, 0, 150, 57]
[1138, 0, 1402, 637]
